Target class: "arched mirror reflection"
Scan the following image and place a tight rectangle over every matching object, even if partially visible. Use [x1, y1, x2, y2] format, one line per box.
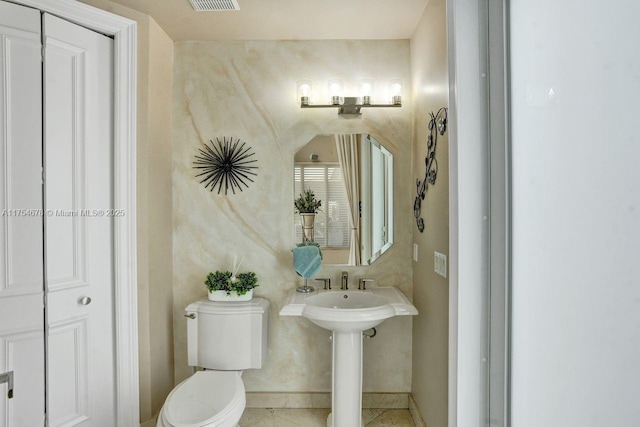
[293, 134, 393, 266]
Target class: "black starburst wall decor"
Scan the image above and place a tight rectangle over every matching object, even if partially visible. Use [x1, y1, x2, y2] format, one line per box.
[193, 137, 258, 195]
[414, 107, 448, 232]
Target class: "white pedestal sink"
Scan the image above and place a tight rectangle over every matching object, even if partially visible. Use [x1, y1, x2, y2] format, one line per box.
[280, 287, 418, 427]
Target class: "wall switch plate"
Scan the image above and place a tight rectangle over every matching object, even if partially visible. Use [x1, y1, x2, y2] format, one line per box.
[413, 244, 419, 262]
[434, 251, 447, 278]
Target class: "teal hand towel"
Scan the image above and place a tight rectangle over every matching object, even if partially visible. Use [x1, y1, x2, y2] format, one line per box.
[295, 242, 323, 259]
[292, 245, 322, 278]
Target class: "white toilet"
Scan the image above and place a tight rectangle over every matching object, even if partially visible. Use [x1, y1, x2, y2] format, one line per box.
[157, 298, 269, 427]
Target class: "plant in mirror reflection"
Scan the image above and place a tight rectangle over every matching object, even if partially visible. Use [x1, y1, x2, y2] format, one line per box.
[294, 189, 322, 214]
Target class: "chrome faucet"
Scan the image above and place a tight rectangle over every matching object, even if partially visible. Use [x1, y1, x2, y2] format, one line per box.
[316, 278, 331, 290]
[341, 271, 348, 290]
[358, 278, 374, 290]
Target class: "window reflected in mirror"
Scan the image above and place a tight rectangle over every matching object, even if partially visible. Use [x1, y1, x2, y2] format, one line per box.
[294, 134, 393, 266]
[294, 164, 350, 247]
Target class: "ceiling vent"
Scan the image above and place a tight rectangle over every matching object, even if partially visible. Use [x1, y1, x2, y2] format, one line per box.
[187, 0, 240, 11]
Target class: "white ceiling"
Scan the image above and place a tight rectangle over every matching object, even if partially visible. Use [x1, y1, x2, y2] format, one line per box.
[98, 0, 429, 41]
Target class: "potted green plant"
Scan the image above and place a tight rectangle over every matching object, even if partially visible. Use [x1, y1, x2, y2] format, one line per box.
[294, 189, 321, 242]
[294, 189, 322, 214]
[205, 270, 258, 301]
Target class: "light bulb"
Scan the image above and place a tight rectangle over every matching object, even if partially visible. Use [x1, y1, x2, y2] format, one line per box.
[297, 79, 313, 106]
[389, 79, 403, 105]
[327, 79, 343, 105]
[360, 79, 373, 105]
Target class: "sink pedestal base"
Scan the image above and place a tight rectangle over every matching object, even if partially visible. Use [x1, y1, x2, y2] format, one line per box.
[326, 414, 364, 427]
[330, 331, 364, 427]
[279, 288, 419, 426]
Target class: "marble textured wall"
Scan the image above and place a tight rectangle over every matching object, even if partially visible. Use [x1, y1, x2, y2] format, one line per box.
[173, 40, 413, 392]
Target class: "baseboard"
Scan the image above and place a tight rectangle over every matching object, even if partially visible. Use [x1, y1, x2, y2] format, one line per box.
[408, 394, 427, 427]
[246, 392, 409, 409]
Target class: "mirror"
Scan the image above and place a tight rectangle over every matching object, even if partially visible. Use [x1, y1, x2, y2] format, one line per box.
[294, 134, 393, 265]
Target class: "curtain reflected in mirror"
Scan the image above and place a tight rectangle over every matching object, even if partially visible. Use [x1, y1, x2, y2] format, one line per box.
[294, 134, 393, 266]
[335, 134, 361, 265]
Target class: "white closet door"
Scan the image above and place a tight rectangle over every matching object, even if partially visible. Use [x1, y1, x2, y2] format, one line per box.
[43, 13, 116, 426]
[0, 2, 45, 426]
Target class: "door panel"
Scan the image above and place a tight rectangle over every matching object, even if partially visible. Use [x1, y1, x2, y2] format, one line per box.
[47, 318, 89, 425]
[0, 2, 45, 426]
[44, 13, 115, 427]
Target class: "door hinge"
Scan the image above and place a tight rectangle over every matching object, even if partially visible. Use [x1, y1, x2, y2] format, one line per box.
[41, 45, 45, 62]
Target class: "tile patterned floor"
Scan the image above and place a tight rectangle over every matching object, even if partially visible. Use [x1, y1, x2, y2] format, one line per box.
[239, 408, 415, 426]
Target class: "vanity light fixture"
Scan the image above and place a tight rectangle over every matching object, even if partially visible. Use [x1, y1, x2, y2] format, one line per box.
[297, 79, 403, 116]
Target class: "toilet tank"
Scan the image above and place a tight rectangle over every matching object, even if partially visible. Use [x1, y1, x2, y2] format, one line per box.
[185, 298, 269, 370]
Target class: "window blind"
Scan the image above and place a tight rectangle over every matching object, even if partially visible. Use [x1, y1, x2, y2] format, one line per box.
[294, 164, 350, 248]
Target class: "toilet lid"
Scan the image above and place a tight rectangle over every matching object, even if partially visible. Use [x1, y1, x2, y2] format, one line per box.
[164, 371, 245, 427]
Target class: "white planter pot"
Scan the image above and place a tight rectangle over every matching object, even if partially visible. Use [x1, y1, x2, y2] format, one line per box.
[300, 213, 316, 228]
[208, 289, 253, 302]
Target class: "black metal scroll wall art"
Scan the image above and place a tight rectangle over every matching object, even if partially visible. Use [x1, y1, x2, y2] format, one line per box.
[414, 107, 448, 232]
[193, 137, 258, 195]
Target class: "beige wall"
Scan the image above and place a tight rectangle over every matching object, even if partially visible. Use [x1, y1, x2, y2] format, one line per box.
[172, 40, 414, 393]
[145, 18, 175, 418]
[77, 1, 175, 424]
[410, 0, 450, 426]
[294, 134, 338, 163]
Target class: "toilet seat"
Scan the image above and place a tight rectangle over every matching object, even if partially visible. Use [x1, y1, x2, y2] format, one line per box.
[160, 371, 245, 427]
